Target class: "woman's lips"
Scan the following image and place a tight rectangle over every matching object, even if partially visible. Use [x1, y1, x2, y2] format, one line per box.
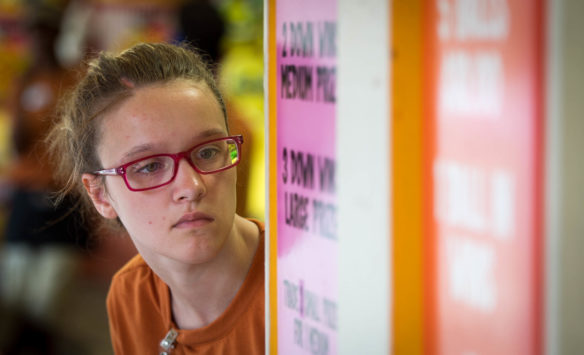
[173, 212, 214, 228]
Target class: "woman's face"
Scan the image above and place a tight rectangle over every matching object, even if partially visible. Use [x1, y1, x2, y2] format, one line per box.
[85, 80, 237, 267]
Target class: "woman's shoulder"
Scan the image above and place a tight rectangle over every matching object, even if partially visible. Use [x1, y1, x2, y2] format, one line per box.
[112, 253, 149, 280]
[107, 253, 168, 319]
[106, 253, 171, 354]
[108, 253, 161, 300]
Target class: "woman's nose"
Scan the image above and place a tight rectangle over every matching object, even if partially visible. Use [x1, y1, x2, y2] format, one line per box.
[172, 158, 207, 202]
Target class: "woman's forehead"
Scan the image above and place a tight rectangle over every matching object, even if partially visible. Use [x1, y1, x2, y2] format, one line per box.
[102, 80, 223, 127]
[96, 81, 226, 165]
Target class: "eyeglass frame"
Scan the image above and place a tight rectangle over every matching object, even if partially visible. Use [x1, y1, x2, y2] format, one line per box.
[92, 135, 243, 192]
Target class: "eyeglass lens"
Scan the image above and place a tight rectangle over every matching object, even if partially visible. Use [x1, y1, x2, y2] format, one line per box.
[125, 138, 239, 189]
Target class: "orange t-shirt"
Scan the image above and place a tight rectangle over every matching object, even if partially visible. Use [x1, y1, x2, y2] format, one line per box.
[106, 221, 265, 354]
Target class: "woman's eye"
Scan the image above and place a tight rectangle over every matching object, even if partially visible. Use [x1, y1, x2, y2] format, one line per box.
[134, 161, 163, 174]
[197, 147, 219, 160]
[144, 163, 160, 172]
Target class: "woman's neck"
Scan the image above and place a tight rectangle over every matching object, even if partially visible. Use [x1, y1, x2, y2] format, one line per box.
[163, 215, 260, 329]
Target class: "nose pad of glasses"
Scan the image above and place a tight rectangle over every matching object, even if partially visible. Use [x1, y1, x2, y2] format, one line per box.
[176, 152, 203, 177]
[181, 155, 211, 187]
[173, 158, 206, 200]
[185, 156, 200, 173]
[175, 153, 200, 177]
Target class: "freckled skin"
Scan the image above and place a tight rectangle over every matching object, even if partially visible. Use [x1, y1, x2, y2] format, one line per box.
[93, 81, 237, 267]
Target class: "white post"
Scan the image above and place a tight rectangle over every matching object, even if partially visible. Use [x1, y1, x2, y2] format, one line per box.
[337, 0, 392, 353]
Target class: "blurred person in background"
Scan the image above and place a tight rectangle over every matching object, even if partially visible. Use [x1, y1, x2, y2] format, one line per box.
[0, 3, 90, 354]
[47, 42, 264, 354]
[178, 0, 225, 67]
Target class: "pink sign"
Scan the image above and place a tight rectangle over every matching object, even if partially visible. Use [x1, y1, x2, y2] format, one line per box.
[276, 0, 337, 353]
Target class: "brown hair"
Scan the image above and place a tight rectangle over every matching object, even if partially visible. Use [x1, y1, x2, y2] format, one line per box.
[46, 42, 227, 229]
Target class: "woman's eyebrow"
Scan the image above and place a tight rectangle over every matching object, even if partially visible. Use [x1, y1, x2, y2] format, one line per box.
[120, 143, 159, 163]
[196, 128, 228, 139]
[118, 128, 228, 163]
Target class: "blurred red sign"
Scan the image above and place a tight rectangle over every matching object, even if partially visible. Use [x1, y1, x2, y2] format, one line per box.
[424, 0, 544, 354]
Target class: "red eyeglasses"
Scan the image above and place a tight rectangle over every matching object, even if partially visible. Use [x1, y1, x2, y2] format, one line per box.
[93, 135, 243, 191]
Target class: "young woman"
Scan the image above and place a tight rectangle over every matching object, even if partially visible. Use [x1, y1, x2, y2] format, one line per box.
[47, 42, 264, 354]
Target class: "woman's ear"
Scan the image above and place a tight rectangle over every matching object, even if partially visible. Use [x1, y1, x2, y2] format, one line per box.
[81, 173, 118, 219]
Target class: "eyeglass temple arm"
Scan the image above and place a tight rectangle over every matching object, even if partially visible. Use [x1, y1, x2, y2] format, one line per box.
[93, 168, 121, 176]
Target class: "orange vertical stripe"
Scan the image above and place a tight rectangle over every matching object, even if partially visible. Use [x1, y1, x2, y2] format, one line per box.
[267, 0, 278, 354]
[391, 0, 424, 354]
[421, 0, 437, 353]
